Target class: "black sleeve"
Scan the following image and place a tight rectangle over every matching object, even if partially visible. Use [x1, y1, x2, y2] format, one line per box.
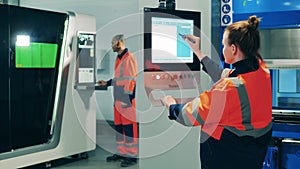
[169, 104, 185, 124]
[106, 79, 112, 86]
[201, 56, 223, 83]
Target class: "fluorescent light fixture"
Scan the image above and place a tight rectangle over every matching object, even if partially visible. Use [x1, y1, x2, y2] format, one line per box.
[16, 35, 30, 46]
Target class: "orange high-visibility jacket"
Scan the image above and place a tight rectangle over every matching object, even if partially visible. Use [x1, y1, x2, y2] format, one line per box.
[112, 50, 137, 103]
[178, 61, 272, 140]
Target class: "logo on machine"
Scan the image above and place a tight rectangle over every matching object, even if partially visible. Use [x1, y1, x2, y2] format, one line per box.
[169, 84, 179, 88]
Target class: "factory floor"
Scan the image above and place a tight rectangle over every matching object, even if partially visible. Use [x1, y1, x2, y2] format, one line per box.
[53, 120, 138, 169]
[51, 146, 138, 169]
[26, 120, 138, 169]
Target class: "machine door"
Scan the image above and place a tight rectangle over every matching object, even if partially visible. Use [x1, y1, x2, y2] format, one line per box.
[0, 5, 10, 154]
[0, 5, 67, 153]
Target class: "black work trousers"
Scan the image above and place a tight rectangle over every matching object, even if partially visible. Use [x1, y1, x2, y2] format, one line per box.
[200, 129, 272, 169]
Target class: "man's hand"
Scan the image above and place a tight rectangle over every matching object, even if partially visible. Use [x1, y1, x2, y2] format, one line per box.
[97, 80, 107, 86]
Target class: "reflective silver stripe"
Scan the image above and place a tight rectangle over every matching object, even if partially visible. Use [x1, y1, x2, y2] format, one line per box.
[225, 77, 271, 138]
[124, 143, 138, 148]
[119, 55, 136, 78]
[124, 90, 133, 95]
[230, 78, 254, 131]
[120, 59, 124, 77]
[116, 143, 125, 146]
[221, 68, 232, 78]
[113, 77, 137, 81]
[126, 152, 137, 157]
[224, 122, 272, 138]
[181, 104, 193, 126]
[182, 97, 204, 126]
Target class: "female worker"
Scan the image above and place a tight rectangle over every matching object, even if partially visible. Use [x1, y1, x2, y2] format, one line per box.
[161, 16, 272, 169]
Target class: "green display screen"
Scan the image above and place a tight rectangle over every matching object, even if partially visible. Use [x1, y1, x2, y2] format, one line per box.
[15, 42, 58, 68]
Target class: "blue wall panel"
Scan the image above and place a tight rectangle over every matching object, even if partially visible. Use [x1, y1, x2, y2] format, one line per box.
[232, 0, 300, 28]
[233, 0, 300, 13]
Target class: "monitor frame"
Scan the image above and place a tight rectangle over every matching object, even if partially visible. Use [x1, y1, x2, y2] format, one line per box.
[144, 7, 201, 72]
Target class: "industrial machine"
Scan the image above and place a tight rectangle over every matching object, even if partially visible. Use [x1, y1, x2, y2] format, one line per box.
[139, 7, 202, 169]
[143, 7, 201, 106]
[230, 1, 300, 168]
[262, 28, 300, 169]
[0, 5, 96, 168]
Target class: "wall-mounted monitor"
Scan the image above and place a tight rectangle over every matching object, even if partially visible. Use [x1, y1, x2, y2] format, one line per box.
[144, 7, 201, 71]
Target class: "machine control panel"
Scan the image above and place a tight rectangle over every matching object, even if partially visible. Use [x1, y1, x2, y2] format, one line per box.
[74, 32, 96, 90]
[144, 71, 200, 106]
[151, 72, 196, 81]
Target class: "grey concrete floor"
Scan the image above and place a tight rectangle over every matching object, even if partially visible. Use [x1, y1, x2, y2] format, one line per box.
[51, 120, 138, 169]
[51, 146, 138, 169]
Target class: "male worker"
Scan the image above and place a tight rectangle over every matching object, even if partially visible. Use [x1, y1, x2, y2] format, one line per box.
[97, 34, 138, 167]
